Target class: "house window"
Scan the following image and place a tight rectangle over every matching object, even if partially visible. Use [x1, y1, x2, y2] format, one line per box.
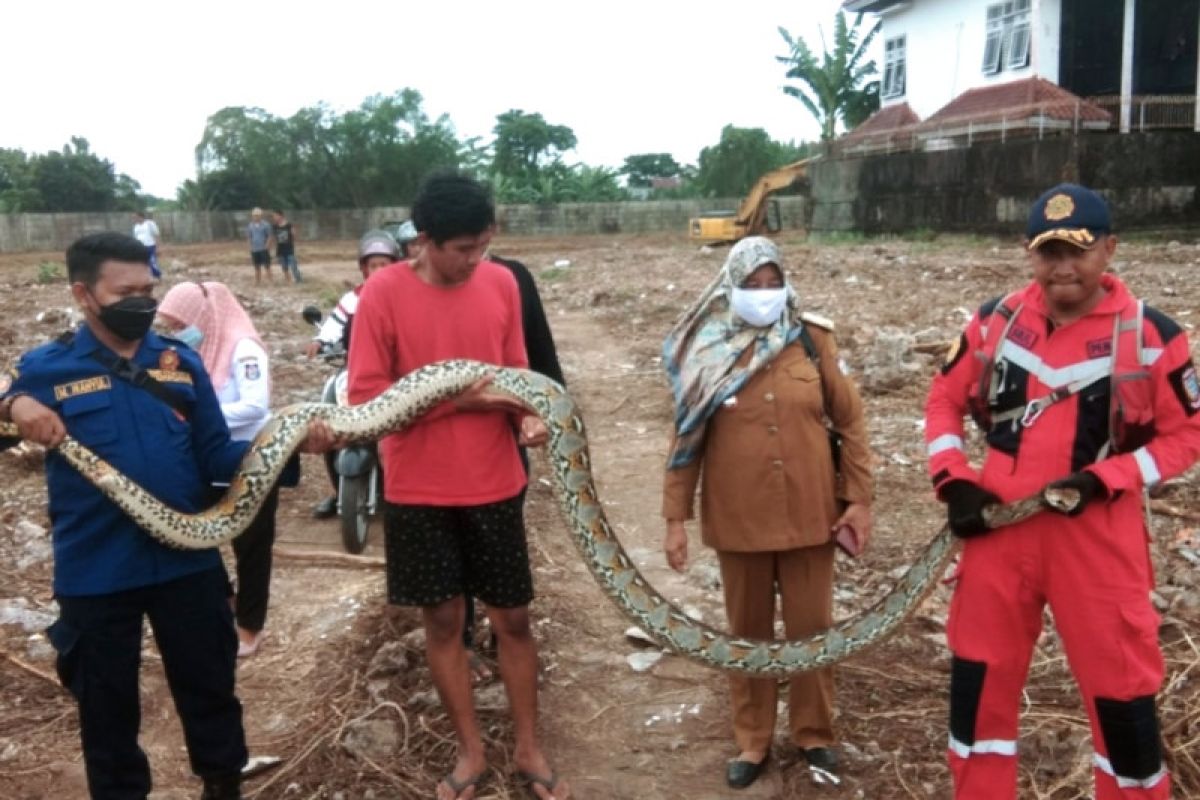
[983, 0, 1031, 75]
[883, 36, 907, 99]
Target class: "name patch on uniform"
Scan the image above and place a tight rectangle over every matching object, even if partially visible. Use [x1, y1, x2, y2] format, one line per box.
[1006, 324, 1039, 349]
[1086, 338, 1113, 359]
[53, 375, 112, 401]
[147, 369, 194, 384]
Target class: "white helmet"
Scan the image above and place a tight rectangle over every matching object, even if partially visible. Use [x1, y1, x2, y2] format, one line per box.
[393, 219, 418, 244]
[358, 230, 401, 266]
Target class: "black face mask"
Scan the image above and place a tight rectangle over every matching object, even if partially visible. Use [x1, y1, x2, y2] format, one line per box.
[95, 295, 158, 342]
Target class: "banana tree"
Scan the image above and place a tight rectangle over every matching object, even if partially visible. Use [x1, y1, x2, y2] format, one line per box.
[777, 11, 881, 140]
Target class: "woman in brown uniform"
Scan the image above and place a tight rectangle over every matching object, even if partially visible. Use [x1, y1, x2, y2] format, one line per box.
[661, 236, 873, 789]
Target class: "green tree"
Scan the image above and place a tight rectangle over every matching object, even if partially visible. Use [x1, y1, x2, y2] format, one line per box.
[0, 148, 40, 212]
[777, 11, 880, 140]
[30, 137, 142, 212]
[620, 153, 682, 188]
[694, 126, 808, 197]
[188, 90, 460, 210]
[491, 110, 577, 184]
[490, 163, 624, 205]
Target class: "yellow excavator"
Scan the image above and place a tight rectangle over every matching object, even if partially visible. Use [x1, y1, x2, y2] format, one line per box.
[688, 157, 814, 244]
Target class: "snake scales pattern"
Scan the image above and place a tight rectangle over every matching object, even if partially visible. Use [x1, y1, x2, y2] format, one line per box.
[0, 359, 1057, 676]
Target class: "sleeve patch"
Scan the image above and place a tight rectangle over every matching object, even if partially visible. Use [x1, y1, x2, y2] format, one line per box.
[243, 360, 262, 381]
[1169, 361, 1200, 416]
[941, 333, 969, 375]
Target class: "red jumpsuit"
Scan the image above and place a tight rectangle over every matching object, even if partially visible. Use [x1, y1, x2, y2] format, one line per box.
[925, 274, 1200, 799]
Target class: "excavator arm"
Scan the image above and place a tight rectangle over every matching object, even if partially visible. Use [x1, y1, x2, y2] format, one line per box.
[735, 158, 812, 232]
[688, 157, 814, 243]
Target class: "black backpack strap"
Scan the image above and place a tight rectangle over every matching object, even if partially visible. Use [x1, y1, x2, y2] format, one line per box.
[90, 349, 192, 421]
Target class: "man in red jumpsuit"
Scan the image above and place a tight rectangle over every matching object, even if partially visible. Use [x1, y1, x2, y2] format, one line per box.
[925, 183, 1200, 799]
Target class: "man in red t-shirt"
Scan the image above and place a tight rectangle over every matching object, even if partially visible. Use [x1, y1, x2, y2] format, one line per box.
[348, 173, 570, 800]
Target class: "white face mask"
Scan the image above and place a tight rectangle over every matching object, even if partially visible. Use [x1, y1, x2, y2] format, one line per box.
[730, 287, 788, 327]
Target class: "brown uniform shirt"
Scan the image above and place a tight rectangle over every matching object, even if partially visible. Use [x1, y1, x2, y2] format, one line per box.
[661, 326, 872, 552]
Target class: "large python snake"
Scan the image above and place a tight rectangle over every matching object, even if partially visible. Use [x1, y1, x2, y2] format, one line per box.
[0, 359, 1071, 676]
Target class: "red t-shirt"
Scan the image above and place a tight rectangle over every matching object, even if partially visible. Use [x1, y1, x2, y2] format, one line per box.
[347, 260, 529, 505]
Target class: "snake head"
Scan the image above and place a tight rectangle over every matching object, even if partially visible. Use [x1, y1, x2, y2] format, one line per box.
[1041, 485, 1083, 514]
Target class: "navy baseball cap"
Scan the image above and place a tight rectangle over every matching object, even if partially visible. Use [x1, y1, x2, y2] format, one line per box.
[1026, 183, 1111, 250]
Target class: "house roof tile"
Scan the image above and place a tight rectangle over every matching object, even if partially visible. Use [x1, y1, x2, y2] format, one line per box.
[842, 102, 921, 141]
[919, 77, 1111, 128]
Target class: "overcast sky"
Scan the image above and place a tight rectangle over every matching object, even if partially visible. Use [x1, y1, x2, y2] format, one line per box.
[3, 0, 863, 198]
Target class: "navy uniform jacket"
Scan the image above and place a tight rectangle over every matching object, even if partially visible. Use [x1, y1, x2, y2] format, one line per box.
[3, 326, 248, 596]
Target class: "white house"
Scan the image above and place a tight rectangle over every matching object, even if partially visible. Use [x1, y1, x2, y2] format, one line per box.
[843, 0, 1200, 134]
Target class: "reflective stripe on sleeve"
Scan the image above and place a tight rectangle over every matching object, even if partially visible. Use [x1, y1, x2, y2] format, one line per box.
[947, 735, 1017, 758]
[1133, 447, 1161, 487]
[1093, 753, 1168, 789]
[927, 434, 965, 457]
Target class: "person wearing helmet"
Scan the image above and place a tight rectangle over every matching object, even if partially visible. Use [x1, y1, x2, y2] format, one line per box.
[392, 219, 419, 259]
[306, 230, 402, 518]
[305, 230, 401, 359]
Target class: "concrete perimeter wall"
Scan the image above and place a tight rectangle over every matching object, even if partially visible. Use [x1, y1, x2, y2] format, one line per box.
[809, 131, 1200, 234]
[0, 198, 808, 253]
[6, 131, 1195, 252]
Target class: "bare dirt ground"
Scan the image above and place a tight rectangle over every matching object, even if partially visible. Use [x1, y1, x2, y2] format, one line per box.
[0, 231, 1198, 799]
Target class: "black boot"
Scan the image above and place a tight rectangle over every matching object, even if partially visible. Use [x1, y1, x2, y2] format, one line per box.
[200, 774, 242, 800]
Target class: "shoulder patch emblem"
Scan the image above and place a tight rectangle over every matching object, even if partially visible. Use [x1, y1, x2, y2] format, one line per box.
[941, 332, 969, 375]
[244, 361, 261, 381]
[1044, 193, 1075, 221]
[944, 335, 961, 366]
[159, 349, 180, 371]
[800, 311, 834, 331]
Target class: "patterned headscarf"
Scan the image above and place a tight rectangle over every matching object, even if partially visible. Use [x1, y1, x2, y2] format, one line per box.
[157, 281, 266, 391]
[662, 236, 804, 468]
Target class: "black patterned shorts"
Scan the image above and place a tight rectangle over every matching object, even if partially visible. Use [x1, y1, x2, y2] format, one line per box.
[382, 494, 534, 609]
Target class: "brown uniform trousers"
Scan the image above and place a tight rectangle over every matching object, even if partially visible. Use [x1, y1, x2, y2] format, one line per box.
[718, 545, 836, 752]
[663, 329, 871, 754]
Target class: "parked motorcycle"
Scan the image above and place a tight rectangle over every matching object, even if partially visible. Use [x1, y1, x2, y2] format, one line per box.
[302, 305, 382, 554]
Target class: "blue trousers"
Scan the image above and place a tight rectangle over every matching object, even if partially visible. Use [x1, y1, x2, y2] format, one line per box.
[49, 567, 247, 799]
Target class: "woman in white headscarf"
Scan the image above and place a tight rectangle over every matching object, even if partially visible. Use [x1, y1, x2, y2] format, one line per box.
[661, 237, 873, 788]
[158, 281, 276, 658]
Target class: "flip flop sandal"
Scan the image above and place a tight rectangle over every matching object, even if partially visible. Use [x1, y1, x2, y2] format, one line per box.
[516, 768, 563, 799]
[441, 769, 486, 799]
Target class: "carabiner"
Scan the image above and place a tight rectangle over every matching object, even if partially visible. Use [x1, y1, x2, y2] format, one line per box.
[1021, 398, 1048, 428]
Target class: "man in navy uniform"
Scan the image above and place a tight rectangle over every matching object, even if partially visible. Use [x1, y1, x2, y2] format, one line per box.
[0, 232, 336, 800]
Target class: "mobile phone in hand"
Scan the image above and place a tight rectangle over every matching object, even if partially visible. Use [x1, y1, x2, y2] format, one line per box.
[834, 524, 861, 558]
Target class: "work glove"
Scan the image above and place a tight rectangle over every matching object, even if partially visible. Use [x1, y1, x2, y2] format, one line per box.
[941, 480, 1002, 538]
[1043, 471, 1106, 517]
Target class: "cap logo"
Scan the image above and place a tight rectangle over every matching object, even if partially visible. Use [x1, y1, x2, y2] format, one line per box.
[1044, 193, 1075, 222]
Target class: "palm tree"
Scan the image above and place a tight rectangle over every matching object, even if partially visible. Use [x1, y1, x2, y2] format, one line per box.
[777, 12, 881, 140]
